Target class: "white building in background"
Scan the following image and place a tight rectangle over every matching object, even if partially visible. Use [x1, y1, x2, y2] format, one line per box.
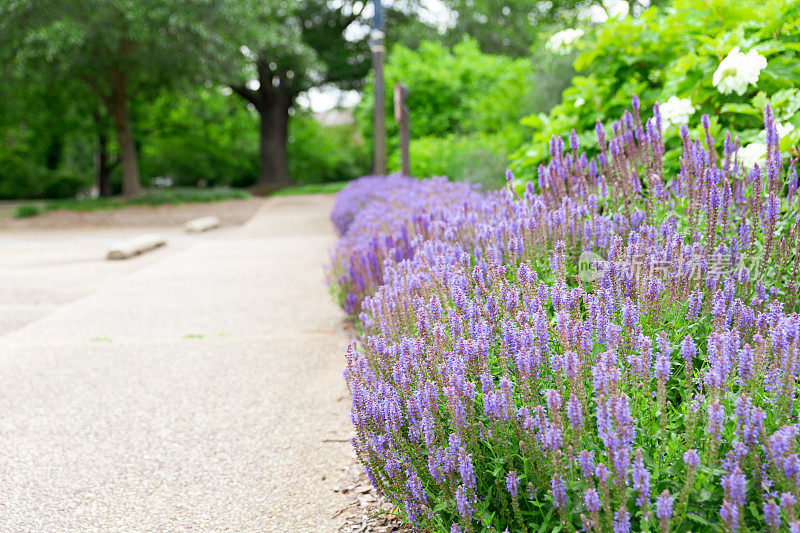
[312, 109, 356, 127]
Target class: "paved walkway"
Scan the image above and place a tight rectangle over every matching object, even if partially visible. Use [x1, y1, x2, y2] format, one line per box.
[0, 195, 354, 531]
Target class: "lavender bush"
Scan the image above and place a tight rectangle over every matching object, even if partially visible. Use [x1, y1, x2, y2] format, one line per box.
[330, 174, 416, 237]
[328, 175, 488, 315]
[332, 100, 800, 531]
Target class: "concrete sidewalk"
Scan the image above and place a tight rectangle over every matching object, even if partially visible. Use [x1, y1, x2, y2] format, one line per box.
[0, 195, 354, 531]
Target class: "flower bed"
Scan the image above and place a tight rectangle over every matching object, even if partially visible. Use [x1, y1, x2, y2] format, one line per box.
[331, 101, 800, 531]
[328, 175, 489, 315]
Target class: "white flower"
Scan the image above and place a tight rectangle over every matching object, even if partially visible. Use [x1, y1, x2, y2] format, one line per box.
[546, 28, 585, 55]
[712, 47, 768, 96]
[777, 122, 795, 139]
[759, 122, 795, 140]
[659, 96, 695, 128]
[737, 142, 767, 168]
[587, 5, 608, 23]
[603, 0, 630, 20]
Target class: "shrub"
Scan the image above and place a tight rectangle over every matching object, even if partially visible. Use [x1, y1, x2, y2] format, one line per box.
[138, 88, 260, 188]
[0, 149, 91, 199]
[333, 101, 800, 531]
[42, 170, 92, 199]
[0, 149, 42, 199]
[356, 36, 578, 187]
[397, 134, 512, 190]
[13, 204, 42, 218]
[510, 0, 800, 182]
[287, 114, 371, 185]
[356, 38, 547, 177]
[328, 174, 486, 314]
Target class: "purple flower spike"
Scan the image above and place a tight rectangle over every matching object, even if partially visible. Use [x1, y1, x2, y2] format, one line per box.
[584, 488, 601, 513]
[764, 499, 781, 530]
[614, 507, 631, 533]
[683, 449, 700, 469]
[505, 470, 520, 497]
[551, 474, 568, 509]
[656, 490, 674, 520]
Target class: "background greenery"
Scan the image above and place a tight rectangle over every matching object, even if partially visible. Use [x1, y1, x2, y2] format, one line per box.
[0, 0, 796, 200]
[357, 37, 575, 188]
[509, 0, 800, 182]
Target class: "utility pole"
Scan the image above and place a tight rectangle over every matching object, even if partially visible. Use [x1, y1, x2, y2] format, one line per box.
[371, 0, 386, 175]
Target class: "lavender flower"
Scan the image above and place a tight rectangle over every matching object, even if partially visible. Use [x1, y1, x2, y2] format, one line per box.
[764, 499, 781, 530]
[683, 449, 700, 468]
[505, 471, 520, 497]
[656, 490, 674, 520]
[614, 507, 631, 533]
[336, 101, 800, 532]
[455, 484, 473, 520]
[584, 488, 601, 513]
[551, 474, 568, 509]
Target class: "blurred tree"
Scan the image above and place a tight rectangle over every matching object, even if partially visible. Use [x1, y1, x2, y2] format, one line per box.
[441, 0, 583, 56]
[137, 87, 260, 188]
[224, 0, 371, 189]
[383, 4, 443, 50]
[0, 60, 97, 198]
[440, 0, 671, 56]
[0, 0, 233, 196]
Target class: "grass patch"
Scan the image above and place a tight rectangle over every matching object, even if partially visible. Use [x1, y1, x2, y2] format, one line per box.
[19, 187, 251, 216]
[13, 204, 43, 218]
[271, 181, 349, 197]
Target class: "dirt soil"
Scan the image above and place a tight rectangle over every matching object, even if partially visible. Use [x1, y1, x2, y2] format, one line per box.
[0, 197, 264, 230]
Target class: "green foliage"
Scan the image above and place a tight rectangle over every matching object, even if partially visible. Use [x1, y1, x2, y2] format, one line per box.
[40, 187, 250, 213]
[139, 90, 369, 187]
[0, 65, 96, 199]
[510, 0, 800, 180]
[138, 88, 260, 188]
[226, 0, 370, 95]
[441, 0, 583, 56]
[219, 0, 373, 186]
[0, 0, 235, 101]
[383, 5, 443, 51]
[13, 204, 43, 218]
[0, 148, 92, 200]
[0, 149, 47, 200]
[270, 181, 350, 196]
[398, 133, 512, 189]
[359, 38, 535, 141]
[291, 114, 369, 183]
[0, 0, 244, 193]
[357, 37, 573, 185]
[288, 114, 370, 185]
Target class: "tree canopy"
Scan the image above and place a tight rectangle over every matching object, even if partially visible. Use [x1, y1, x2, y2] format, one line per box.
[0, 0, 235, 195]
[222, 0, 372, 188]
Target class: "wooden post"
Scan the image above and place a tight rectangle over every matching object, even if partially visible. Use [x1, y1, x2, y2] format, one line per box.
[371, 0, 386, 175]
[394, 83, 410, 176]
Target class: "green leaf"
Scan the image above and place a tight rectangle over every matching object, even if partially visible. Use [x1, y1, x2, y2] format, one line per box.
[720, 103, 761, 117]
[686, 513, 714, 527]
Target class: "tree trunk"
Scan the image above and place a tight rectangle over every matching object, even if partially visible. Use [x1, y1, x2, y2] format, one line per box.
[93, 108, 115, 198]
[258, 97, 291, 189]
[232, 64, 293, 191]
[110, 74, 141, 197]
[45, 136, 63, 170]
[96, 130, 113, 198]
